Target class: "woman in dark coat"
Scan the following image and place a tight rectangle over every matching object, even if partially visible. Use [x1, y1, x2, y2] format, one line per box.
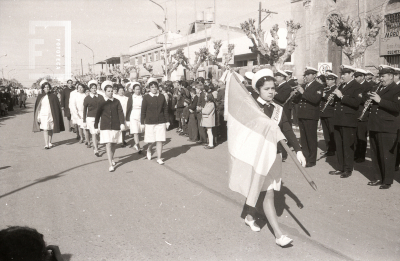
[33, 80, 65, 149]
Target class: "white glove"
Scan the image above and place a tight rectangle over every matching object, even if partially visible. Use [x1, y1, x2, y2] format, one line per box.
[82, 122, 87, 129]
[120, 124, 126, 131]
[126, 121, 130, 127]
[296, 151, 306, 167]
[166, 122, 170, 129]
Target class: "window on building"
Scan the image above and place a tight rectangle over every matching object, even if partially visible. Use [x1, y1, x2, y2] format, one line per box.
[142, 55, 146, 64]
[135, 57, 138, 66]
[155, 51, 159, 61]
[148, 53, 152, 63]
[384, 12, 400, 67]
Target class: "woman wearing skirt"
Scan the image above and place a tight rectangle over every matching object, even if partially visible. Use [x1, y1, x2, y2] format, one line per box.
[94, 80, 125, 172]
[141, 78, 170, 165]
[70, 83, 87, 143]
[229, 69, 306, 247]
[113, 84, 129, 147]
[33, 80, 65, 149]
[126, 83, 144, 153]
[83, 80, 105, 156]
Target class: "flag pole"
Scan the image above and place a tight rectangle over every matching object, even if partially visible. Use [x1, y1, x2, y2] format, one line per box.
[231, 72, 317, 191]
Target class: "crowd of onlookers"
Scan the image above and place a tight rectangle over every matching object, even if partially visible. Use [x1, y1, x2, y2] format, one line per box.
[0, 86, 36, 116]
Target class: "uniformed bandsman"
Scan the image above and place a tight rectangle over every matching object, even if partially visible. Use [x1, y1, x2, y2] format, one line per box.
[367, 65, 400, 189]
[319, 72, 338, 157]
[365, 71, 376, 88]
[273, 70, 292, 161]
[329, 65, 362, 178]
[354, 68, 373, 163]
[293, 67, 324, 167]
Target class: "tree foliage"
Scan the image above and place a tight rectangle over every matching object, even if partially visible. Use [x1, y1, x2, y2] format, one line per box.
[240, 19, 301, 70]
[325, 13, 383, 67]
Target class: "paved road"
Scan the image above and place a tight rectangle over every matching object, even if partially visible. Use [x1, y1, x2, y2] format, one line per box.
[1, 98, 399, 261]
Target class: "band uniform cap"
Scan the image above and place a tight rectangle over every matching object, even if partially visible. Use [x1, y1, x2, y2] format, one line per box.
[147, 77, 158, 86]
[304, 66, 318, 75]
[274, 70, 288, 78]
[39, 79, 48, 87]
[284, 69, 293, 74]
[354, 68, 368, 77]
[122, 78, 130, 83]
[101, 80, 113, 91]
[393, 67, 400, 74]
[244, 71, 254, 80]
[251, 69, 276, 93]
[365, 70, 375, 76]
[378, 65, 395, 75]
[325, 72, 338, 80]
[88, 80, 98, 87]
[340, 65, 355, 73]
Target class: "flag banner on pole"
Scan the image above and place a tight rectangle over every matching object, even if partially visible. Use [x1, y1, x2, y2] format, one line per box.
[225, 72, 285, 206]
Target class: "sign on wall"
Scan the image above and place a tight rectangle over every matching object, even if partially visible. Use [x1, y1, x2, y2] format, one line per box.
[318, 62, 332, 75]
[380, 34, 400, 56]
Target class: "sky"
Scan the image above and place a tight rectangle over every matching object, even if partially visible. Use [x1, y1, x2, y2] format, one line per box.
[0, 0, 291, 87]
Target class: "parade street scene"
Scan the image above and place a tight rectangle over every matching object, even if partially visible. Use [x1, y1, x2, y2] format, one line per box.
[0, 0, 399, 260]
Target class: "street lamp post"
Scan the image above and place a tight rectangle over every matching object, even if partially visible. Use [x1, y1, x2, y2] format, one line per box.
[78, 41, 95, 74]
[149, 0, 168, 80]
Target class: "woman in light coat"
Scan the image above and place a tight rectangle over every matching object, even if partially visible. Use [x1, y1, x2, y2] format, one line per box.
[126, 83, 143, 152]
[201, 93, 215, 149]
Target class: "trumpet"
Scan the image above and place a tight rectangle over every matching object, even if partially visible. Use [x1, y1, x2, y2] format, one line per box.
[357, 82, 382, 121]
[320, 84, 342, 113]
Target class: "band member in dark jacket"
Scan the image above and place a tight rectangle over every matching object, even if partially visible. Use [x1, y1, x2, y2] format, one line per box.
[354, 68, 374, 163]
[319, 73, 338, 157]
[273, 70, 292, 161]
[329, 65, 362, 178]
[293, 67, 323, 167]
[393, 68, 400, 171]
[60, 79, 74, 131]
[367, 66, 400, 189]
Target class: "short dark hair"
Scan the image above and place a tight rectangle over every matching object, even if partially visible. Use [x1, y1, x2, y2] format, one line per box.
[149, 81, 159, 88]
[117, 85, 125, 92]
[104, 85, 113, 91]
[66, 79, 73, 83]
[40, 82, 52, 90]
[255, 76, 275, 92]
[0, 226, 47, 261]
[196, 77, 205, 84]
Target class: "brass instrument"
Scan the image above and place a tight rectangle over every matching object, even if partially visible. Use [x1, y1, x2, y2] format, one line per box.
[357, 82, 382, 121]
[320, 84, 342, 113]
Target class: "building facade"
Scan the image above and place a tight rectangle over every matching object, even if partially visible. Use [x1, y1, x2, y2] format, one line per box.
[291, 0, 400, 79]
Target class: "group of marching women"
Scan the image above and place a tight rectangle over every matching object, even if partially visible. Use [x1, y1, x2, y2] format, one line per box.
[33, 77, 169, 172]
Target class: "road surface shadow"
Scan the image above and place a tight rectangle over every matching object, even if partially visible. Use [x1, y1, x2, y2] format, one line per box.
[52, 137, 80, 146]
[0, 166, 11, 171]
[0, 159, 107, 199]
[240, 184, 310, 238]
[162, 142, 203, 162]
[0, 105, 32, 125]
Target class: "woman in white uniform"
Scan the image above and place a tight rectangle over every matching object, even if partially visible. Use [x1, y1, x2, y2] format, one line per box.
[126, 83, 143, 152]
[71, 83, 87, 143]
[113, 84, 129, 146]
[33, 80, 65, 149]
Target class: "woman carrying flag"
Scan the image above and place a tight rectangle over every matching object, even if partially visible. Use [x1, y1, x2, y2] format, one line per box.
[228, 69, 306, 247]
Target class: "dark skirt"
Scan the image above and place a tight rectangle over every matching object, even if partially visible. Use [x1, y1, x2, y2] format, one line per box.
[188, 113, 198, 141]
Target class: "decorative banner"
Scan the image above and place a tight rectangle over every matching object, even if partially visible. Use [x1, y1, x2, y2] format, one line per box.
[380, 34, 400, 56]
[318, 62, 332, 75]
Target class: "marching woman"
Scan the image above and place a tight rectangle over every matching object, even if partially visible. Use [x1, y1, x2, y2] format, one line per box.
[232, 69, 306, 247]
[141, 78, 170, 165]
[113, 84, 129, 147]
[70, 82, 87, 143]
[68, 83, 80, 140]
[83, 80, 105, 156]
[126, 82, 144, 153]
[33, 80, 65, 149]
[94, 81, 126, 172]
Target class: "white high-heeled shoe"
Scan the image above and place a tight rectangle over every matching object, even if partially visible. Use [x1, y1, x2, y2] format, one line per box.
[244, 216, 260, 232]
[275, 235, 293, 247]
[109, 166, 115, 172]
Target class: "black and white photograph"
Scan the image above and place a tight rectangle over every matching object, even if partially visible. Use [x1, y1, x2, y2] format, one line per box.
[0, 0, 399, 260]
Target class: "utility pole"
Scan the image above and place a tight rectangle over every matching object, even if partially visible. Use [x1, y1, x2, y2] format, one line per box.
[257, 2, 277, 66]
